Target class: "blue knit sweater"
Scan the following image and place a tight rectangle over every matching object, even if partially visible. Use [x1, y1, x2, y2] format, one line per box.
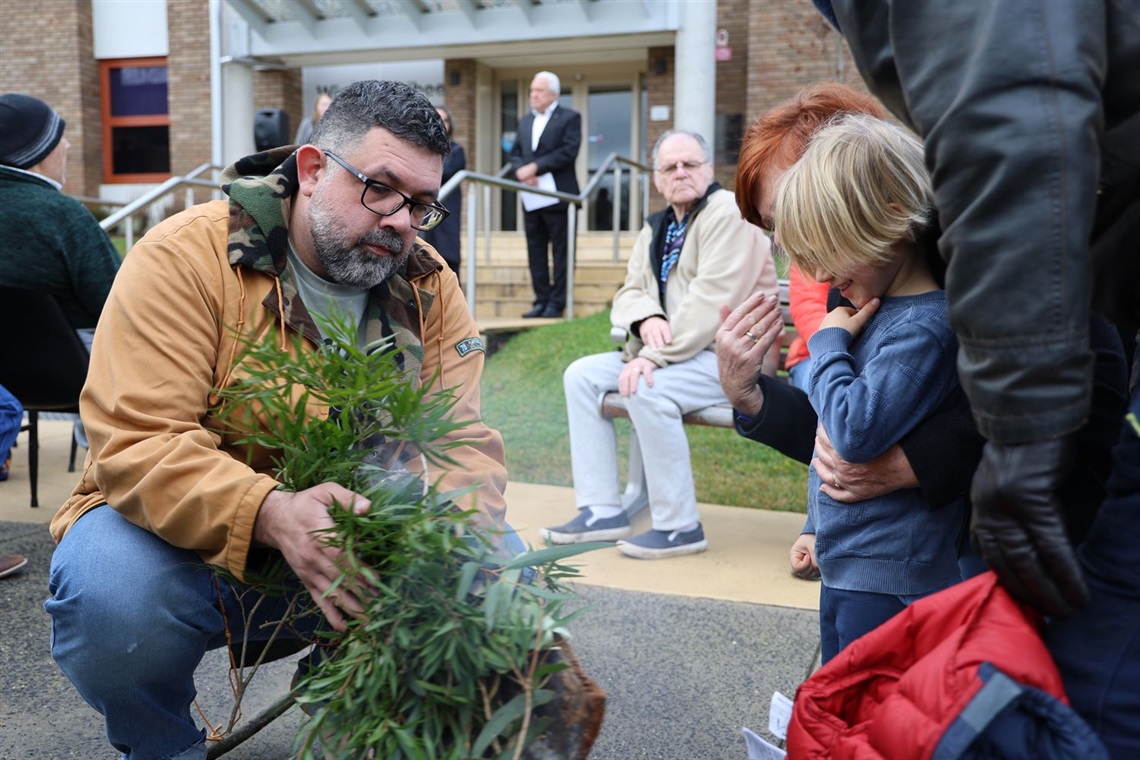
[804, 291, 964, 596]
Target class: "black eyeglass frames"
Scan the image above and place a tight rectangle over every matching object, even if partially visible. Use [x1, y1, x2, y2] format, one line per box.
[323, 150, 449, 232]
[654, 160, 708, 174]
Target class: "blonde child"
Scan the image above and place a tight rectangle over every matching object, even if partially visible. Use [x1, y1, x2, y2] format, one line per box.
[775, 114, 966, 663]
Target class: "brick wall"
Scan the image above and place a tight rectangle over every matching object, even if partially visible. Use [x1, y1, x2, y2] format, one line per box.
[712, 0, 750, 190]
[254, 69, 303, 144]
[0, 0, 101, 198]
[644, 46, 675, 209]
[745, 0, 870, 135]
[442, 59, 476, 164]
[1, 0, 880, 210]
[166, 0, 213, 204]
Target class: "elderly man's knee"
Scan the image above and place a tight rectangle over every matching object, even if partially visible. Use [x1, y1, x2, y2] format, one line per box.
[564, 352, 615, 391]
[624, 381, 682, 417]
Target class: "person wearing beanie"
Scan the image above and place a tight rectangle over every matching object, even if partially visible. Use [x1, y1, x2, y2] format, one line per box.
[0, 93, 121, 333]
[0, 93, 67, 171]
[0, 93, 122, 459]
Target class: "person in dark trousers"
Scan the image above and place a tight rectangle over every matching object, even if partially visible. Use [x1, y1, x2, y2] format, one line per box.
[810, 1, 1138, 754]
[420, 105, 466, 277]
[508, 71, 581, 318]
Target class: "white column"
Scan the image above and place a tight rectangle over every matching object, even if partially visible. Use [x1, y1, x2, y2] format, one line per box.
[209, 0, 224, 170]
[673, 1, 717, 152]
[222, 63, 256, 162]
[219, 12, 256, 163]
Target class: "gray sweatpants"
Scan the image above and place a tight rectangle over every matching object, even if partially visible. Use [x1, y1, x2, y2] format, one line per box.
[563, 349, 727, 532]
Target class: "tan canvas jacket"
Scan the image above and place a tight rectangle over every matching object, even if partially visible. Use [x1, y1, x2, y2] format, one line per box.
[51, 148, 507, 580]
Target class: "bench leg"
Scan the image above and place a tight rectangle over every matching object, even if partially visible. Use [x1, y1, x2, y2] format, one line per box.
[621, 425, 650, 517]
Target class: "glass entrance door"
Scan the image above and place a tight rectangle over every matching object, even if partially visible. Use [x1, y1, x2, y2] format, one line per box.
[586, 86, 633, 231]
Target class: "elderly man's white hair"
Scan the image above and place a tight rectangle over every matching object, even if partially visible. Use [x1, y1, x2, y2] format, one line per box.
[534, 71, 561, 95]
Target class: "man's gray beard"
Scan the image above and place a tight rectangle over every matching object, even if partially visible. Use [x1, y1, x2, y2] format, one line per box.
[309, 189, 410, 289]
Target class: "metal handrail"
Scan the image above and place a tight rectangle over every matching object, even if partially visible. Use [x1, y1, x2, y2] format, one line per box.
[99, 163, 224, 249]
[446, 153, 651, 318]
[87, 154, 650, 320]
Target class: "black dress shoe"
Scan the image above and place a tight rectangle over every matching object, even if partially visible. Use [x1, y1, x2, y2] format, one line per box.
[522, 304, 546, 318]
[540, 305, 564, 318]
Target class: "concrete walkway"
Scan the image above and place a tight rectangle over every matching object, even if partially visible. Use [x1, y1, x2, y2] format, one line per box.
[0, 420, 820, 759]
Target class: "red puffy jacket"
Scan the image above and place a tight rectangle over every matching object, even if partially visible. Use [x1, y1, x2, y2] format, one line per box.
[786, 572, 1108, 759]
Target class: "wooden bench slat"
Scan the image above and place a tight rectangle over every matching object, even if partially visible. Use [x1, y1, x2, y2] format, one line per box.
[599, 393, 736, 428]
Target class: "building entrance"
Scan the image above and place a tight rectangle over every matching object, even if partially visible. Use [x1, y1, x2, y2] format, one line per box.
[496, 69, 645, 233]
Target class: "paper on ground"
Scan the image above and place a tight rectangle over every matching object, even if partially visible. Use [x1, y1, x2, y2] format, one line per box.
[742, 727, 786, 760]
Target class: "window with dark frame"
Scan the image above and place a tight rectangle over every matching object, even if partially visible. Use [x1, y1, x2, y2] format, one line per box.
[100, 58, 171, 183]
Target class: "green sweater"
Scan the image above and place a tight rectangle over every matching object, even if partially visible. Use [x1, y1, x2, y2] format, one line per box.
[0, 166, 121, 329]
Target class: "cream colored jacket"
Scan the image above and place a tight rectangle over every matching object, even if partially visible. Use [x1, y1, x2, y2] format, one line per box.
[610, 186, 777, 366]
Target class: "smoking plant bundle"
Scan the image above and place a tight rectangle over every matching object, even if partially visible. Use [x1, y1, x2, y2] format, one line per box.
[213, 314, 605, 759]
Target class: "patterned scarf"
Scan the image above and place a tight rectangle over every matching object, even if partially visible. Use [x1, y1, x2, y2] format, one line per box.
[658, 210, 690, 300]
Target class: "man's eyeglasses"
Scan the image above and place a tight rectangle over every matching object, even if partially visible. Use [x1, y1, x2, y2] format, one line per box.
[655, 160, 707, 174]
[324, 151, 449, 232]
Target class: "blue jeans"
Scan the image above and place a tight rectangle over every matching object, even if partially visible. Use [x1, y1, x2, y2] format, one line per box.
[46, 506, 320, 759]
[0, 384, 22, 469]
[46, 505, 528, 759]
[818, 585, 924, 664]
[1044, 382, 1140, 758]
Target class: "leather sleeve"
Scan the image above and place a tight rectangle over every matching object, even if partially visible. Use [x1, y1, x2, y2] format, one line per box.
[833, 0, 1106, 444]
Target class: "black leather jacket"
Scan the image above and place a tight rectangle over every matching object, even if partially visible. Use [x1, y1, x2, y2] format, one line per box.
[829, 0, 1140, 445]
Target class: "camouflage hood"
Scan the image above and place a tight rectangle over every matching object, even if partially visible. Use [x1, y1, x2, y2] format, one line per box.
[218, 146, 446, 383]
[221, 145, 299, 276]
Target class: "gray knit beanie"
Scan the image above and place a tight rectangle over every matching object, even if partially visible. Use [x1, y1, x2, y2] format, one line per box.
[0, 93, 66, 169]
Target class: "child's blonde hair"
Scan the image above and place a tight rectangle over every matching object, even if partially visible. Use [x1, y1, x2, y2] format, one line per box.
[775, 114, 933, 278]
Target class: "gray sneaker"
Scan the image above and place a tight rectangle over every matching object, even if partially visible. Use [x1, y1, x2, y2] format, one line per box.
[617, 525, 708, 559]
[539, 510, 632, 544]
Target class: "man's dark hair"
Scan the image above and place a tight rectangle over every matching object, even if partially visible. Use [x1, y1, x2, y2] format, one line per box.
[311, 80, 449, 157]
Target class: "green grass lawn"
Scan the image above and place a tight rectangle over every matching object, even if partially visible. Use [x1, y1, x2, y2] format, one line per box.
[480, 310, 809, 513]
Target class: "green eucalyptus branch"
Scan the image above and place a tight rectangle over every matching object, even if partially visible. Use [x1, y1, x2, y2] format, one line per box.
[210, 311, 604, 758]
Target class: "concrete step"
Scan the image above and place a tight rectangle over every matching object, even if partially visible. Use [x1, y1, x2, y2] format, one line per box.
[474, 281, 617, 300]
[450, 232, 632, 318]
[473, 300, 609, 319]
[457, 231, 639, 264]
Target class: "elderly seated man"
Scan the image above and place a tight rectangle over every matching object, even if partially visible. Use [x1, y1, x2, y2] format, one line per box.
[541, 129, 778, 558]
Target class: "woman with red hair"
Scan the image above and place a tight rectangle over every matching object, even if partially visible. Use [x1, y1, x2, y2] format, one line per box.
[718, 82, 983, 582]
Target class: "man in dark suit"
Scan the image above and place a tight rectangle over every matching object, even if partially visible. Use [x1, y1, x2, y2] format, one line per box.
[508, 71, 581, 318]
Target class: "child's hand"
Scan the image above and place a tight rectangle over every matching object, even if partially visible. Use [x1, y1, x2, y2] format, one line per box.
[818, 297, 880, 338]
[790, 533, 820, 580]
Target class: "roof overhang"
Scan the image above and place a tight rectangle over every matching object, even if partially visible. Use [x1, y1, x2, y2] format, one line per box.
[223, 0, 680, 67]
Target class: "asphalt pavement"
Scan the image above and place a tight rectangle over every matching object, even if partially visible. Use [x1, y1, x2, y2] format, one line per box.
[0, 420, 820, 759]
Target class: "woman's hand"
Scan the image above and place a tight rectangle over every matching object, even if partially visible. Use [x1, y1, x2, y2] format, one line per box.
[812, 424, 918, 503]
[715, 292, 784, 417]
